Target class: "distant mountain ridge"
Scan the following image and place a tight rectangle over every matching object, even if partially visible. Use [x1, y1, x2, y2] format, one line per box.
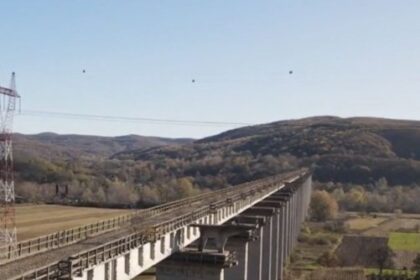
[13, 116, 420, 199]
[13, 132, 193, 161]
[199, 116, 420, 143]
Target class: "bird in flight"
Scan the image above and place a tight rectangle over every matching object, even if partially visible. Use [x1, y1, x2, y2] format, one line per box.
[289, 70, 293, 75]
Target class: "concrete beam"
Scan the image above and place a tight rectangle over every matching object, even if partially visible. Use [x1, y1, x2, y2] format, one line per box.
[271, 194, 292, 201]
[255, 200, 284, 209]
[192, 224, 257, 253]
[232, 215, 266, 227]
[242, 207, 276, 217]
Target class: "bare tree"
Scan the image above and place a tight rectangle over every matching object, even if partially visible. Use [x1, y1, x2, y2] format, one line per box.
[372, 247, 394, 276]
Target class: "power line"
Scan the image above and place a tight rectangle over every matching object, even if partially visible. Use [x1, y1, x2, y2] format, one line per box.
[17, 110, 420, 131]
[19, 110, 255, 128]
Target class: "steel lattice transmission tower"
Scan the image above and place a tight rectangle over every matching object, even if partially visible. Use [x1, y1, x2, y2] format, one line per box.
[0, 72, 20, 253]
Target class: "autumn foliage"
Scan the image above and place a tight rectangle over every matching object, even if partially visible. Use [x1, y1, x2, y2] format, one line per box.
[311, 190, 339, 221]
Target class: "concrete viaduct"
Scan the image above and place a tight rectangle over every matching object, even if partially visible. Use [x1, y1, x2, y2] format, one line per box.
[0, 169, 312, 280]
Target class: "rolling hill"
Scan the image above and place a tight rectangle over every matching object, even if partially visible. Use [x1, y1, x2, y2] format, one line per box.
[12, 116, 420, 206]
[14, 133, 193, 160]
[114, 116, 420, 186]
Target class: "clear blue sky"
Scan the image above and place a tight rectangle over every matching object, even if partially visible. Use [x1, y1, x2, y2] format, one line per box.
[1, 0, 419, 138]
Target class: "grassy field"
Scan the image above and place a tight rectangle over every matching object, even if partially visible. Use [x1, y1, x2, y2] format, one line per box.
[365, 268, 417, 277]
[285, 222, 342, 279]
[14, 204, 130, 240]
[308, 268, 365, 280]
[388, 232, 420, 252]
[363, 218, 420, 236]
[345, 216, 388, 231]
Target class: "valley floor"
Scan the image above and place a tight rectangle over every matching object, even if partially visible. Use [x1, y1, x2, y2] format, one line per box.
[14, 204, 130, 240]
[13, 205, 420, 279]
[286, 212, 420, 279]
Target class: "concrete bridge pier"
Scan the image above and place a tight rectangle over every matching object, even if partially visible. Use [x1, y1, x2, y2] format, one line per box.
[229, 216, 265, 280]
[272, 192, 292, 261]
[278, 203, 286, 279]
[223, 235, 252, 279]
[156, 223, 258, 280]
[256, 199, 287, 280]
[242, 216, 265, 280]
[268, 176, 311, 278]
[242, 207, 276, 280]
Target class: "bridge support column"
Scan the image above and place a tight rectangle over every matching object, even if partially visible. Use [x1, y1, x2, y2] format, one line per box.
[224, 237, 249, 280]
[273, 191, 294, 264]
[243, 217, 265, 280]
[242, 207, 276, 280]
[290, 187, 298, 251]
[270, 173, 312, 270]
[278, 203, 286, 279]
[229, 216, 265, 280]
[257, 198, 290, 280]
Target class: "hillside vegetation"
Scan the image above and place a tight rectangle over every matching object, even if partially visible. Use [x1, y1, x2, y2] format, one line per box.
[14, 133, 192, 160]
[13, 116, 420, 208]
[116, 116, 420, 185]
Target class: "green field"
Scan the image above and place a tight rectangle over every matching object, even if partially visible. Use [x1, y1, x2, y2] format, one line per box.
[388, 232, 420, 252]
[365, 268, 417, 277]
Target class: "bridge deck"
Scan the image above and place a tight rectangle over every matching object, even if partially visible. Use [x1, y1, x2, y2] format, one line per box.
[0, 170, 306, 280]
[1, 200, 204, 280]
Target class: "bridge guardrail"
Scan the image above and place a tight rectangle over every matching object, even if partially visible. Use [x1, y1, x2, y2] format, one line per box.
[0, 213, 133, 265]
[0, 186, 217, 264]
[7, 169, 308, 280]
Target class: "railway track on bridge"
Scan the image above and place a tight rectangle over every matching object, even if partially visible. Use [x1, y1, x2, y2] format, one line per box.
[0, 169, 307, 280]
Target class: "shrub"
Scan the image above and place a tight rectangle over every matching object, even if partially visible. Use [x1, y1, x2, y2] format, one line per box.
[318, 251, 339, 266]
[311, 190, 339, 221]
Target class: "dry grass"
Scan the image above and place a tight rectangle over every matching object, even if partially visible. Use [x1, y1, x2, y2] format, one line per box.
[286, 223, 342, 279]
[14, 204, 130, 240]
[345, 216, 388, 231]
[308, 268, 365, 280]
[363, 218, 420, 236]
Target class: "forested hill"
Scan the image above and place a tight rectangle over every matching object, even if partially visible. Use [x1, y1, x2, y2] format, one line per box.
[13, 117, 420, 206]
[14, 133, 193, 160]
[115, 116, 420, 186]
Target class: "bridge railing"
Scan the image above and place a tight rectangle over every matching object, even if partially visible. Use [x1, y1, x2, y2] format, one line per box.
[67, 205, 214, 276]
[0, 213, 134, 265]
[7, 169, 308, 280]
[8, 261, 66, 280]
[0, 186, 221, 264]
